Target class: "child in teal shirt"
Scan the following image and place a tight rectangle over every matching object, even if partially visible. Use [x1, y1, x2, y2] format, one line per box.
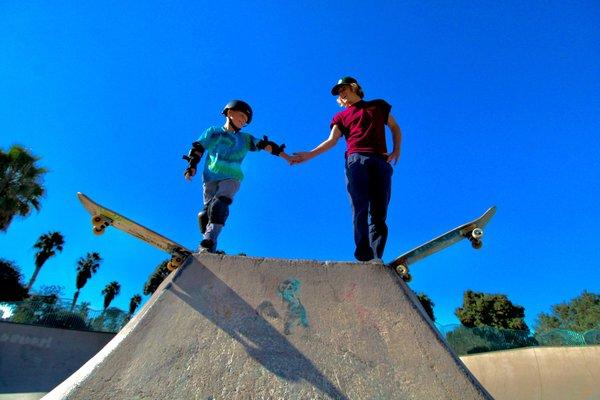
[183, 100, 290, 253]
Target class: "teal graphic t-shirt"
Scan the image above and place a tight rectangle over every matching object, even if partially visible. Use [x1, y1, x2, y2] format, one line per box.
[197, 126, 259, 182]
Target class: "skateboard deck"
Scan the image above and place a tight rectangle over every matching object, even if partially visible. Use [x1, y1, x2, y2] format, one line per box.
[77, 192, 192, 271]
[387, 206, 496, 282]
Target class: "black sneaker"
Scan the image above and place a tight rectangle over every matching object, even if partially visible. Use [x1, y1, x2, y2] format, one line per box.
[199, 239, 215, 253]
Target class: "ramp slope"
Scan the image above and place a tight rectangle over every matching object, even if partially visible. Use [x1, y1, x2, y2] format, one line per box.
[43, 255, 492, 399]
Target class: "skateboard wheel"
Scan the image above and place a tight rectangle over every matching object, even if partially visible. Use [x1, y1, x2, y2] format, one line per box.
[171, 257, 182, 267]
[471, 240, 483, 250]
[92, 226, 105, 236]
[396, 264, 411, 281]
[472, 228, 484, 240]
[166, 261, 177, 271]
[92, 215, 104, 227]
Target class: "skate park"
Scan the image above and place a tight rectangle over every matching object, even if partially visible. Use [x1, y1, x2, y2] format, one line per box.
[2, 254, 599, 400]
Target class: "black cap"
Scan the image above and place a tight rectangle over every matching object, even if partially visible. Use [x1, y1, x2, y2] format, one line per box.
[331, 76, 358, 95]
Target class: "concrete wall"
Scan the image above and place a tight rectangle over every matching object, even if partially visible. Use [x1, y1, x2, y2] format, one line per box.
[461, 345, 600, 400]
[0, 322, 114, 394]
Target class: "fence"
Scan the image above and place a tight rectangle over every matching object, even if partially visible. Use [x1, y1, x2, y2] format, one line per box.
[1, 299, 598, 351]
[437, 323, 600, 356]
[0, 298, 130, 333]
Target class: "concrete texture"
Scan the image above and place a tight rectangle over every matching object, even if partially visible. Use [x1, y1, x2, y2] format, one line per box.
[462, 345, 600, 400]
[43, 254, 492, 399]
[0, 322, 114, 394]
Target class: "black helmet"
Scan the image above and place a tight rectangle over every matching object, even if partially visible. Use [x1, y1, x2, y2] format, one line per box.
[222, 100, 253, 124]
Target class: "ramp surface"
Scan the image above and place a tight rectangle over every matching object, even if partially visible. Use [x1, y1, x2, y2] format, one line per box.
[43, 254, 492, 399]
[462, 346, 600, 400]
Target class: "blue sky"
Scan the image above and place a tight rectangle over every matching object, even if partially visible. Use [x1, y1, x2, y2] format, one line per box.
[1, 1, 598, 328]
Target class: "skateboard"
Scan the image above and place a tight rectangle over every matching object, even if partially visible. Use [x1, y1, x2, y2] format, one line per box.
[77, 192, 192, 271]
[387, 206, 496, 282]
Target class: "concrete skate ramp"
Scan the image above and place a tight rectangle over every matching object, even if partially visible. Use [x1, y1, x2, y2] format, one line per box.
[43, 254, 492, 399]
[461, 346, 600, 400]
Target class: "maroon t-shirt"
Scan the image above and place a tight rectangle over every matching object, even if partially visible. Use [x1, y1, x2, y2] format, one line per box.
[330, 99, 391, 157]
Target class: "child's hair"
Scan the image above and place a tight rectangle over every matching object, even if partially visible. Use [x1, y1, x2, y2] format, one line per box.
[336, 83, 365, 107]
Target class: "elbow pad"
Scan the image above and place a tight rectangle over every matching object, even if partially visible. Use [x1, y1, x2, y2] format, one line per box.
[182, 141, 205, 169]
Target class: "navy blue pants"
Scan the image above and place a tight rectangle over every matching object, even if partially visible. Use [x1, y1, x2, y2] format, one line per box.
[345, 153, 393, 261]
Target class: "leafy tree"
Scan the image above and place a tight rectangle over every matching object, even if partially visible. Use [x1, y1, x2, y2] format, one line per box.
[71, 252, 102, 310]
[417, 293, 435, 322]
[446, 325, 537, 356]
[0, 259, 29, 301]
[143, 260, 170, 295]
[101, 281, 121, 311]
[535, 291, 600, 333]
[27, 231, 65, 290]
[38, 310, 88, 330]
[75, 301, 92, 320]
[11, 293, 59, 324]
[89, 307, 127, 332]
[35, 284, 65, 299]
[104, 307, 127, 331]
[0, 145, 47, 232]
[455, 290, 529, 332]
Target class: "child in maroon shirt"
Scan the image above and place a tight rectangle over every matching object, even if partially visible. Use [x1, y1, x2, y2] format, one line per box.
[291, 77, 402, 262]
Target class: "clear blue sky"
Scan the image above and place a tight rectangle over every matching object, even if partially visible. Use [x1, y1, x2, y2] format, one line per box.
[1, 1, 598, 328]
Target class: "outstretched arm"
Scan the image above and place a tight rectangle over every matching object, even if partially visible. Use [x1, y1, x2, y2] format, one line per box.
[386, 114, 402, 164]
[291, 125, 343, 164]
[183, 141, 205, 181]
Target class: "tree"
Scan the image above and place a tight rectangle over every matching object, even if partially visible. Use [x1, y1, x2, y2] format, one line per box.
[455, 290, 529, 332]
[71, 252, 102, 310]
[128, 294, 142, 316]
[143, 260, 170, 295]
[0, 259, 29, 301]
[27, 231, 65, 290]
[0, 145, 47, 232]
[101, 281, 121, 311]
[535, 291, 600, 333]
[417, 293, 435, 322]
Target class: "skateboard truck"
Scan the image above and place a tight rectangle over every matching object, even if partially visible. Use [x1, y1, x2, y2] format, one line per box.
[92, 215, 112, 235]
[166, 250, 188, 271]
[395, 263, 412, 283]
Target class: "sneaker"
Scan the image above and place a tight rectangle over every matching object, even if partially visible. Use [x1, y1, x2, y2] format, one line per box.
[198, 239, 215, 253]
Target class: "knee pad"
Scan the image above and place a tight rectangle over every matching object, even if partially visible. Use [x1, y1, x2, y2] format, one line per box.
[198, 209, 209, 234]
[208, 196, 233, 225]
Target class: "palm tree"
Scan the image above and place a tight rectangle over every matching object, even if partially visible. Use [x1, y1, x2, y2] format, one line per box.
[71, 252, 102, 310]
[101, 281, 121, 311]
[0, 145, 47, 232]
[126, 294, 142, 320]
[27, 231, 65, 290]
[128, 294, 142, 316]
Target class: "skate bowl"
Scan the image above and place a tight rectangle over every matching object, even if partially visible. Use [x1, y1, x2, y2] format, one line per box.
[462, 345, 600, 400]
[42, 254, 492, 399]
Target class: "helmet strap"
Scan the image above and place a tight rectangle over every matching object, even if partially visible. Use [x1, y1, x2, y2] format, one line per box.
[225, 116, 241, 132]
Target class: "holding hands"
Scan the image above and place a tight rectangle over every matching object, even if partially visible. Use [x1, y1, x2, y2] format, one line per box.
[288, 151, 312, 165]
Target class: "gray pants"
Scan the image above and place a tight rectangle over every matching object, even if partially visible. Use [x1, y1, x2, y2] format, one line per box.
[200, 179, 241, 249]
